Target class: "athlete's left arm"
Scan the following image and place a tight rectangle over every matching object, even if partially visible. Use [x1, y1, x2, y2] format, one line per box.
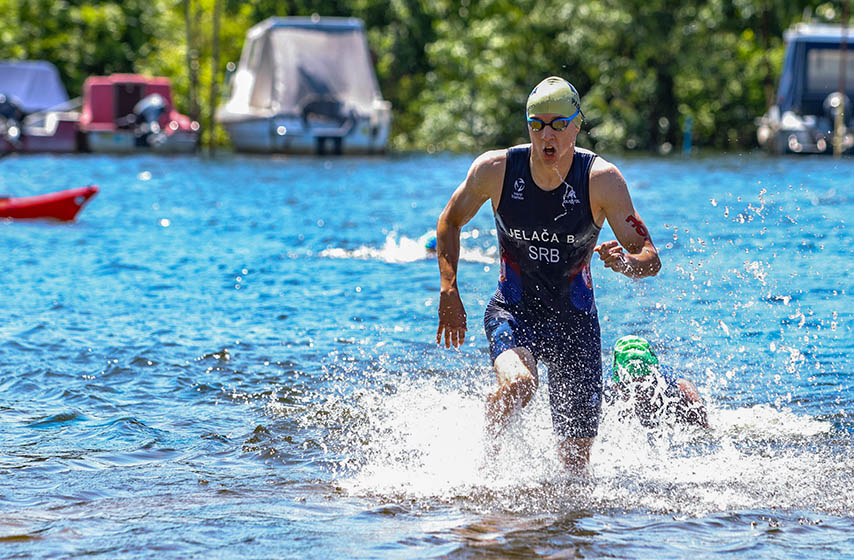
[676, 378, 710, 428]
[590, 159, 661, 279]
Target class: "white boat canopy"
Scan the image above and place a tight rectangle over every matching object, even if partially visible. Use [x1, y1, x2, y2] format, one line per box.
[217, 16, 391, 154]
[0, 60, 73, 113]
[228, 17, 382, 118]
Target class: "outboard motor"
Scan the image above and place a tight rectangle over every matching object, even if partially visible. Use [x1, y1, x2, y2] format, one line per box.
[113, 93, 168, 147]
[823, 91, 852, 126]
[0, 93, 24, 121]
[301, 97, 356, 155]
[0, 93, 24, 147]
[132, 93, 167, 147]
[134, 93, 167, 125]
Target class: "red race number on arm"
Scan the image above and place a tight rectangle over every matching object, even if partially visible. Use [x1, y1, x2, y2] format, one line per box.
[625, 215, 649, 239]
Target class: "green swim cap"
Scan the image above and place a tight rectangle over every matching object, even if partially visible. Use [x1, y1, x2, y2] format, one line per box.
[612, 335, 659, 384]
[526, 76, 584, 127]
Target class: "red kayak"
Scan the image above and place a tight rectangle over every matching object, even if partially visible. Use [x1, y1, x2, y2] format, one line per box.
[0, 185, 98, 221]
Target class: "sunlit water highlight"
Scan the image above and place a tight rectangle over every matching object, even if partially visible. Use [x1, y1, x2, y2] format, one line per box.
[1, 152, 852, 558]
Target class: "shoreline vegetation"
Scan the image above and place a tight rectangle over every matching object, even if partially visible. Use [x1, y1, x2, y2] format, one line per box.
[0, 0, 846, 153]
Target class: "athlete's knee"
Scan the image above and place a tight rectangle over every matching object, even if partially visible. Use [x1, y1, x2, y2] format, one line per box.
[513, 375, 537, 406]
[495, 347, 535, 372]
[494, 347, 538, 404]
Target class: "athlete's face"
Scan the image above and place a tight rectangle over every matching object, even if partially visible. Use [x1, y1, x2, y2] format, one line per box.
[527, 112, 580, 167]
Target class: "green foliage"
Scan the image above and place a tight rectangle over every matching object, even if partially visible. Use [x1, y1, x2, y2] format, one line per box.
[0, 0, 843, 152]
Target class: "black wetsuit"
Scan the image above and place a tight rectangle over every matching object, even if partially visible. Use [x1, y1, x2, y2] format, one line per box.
[483, 145, 603, 438]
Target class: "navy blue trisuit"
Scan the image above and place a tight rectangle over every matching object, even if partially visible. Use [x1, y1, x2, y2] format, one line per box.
[483, 145, 603, 438]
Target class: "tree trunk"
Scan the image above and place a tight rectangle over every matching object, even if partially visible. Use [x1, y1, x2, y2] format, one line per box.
[208, 0, 223, 152]
[649, 62, 678, 152]
[761, 1, 775, 109]
[184, 0, 200, 123]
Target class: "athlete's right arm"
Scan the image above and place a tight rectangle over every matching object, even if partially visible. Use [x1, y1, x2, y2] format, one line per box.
[436, 151, 505, 349]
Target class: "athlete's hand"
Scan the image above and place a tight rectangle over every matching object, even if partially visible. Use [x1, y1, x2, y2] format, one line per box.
[595, 240, 629, 274]
[437, 289, 467, 348]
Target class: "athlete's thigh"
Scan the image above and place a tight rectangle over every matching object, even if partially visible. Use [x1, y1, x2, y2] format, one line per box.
[544, 316, 603, 438]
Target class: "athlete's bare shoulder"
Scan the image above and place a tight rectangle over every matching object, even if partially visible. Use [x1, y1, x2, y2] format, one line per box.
[467, 148, 508, 202]
[470, 148, 507, 181]
[589, 152, 619, 176]
[576, 146, 598, 158]
[589, 153, 627, 196]
[586, 152, 631, 225]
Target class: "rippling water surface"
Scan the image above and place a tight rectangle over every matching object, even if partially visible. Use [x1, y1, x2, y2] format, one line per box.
[1, 152, 852, 558]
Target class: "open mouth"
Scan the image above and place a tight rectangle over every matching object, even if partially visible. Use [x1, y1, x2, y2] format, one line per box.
[543, 145, 556, 156]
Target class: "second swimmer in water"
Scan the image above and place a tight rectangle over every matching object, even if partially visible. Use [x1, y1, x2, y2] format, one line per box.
[609, 335, 709, 429]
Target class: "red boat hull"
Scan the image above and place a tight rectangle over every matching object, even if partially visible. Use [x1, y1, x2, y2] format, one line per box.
[0, 185, 98, 221]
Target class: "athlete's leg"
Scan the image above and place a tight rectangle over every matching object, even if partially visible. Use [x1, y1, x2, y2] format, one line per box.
[558, 437, 594, 476]
[483, 298, 539, 434]
[486, 347, 538, 433]
[546, 315, 603, 474]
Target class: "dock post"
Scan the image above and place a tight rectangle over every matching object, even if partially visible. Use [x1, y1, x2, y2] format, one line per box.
[835, 2, 849, 157]
[682, 116, 693, 156]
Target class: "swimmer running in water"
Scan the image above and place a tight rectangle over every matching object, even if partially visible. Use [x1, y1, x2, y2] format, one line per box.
[609, 335, 709, 429]
[435, 76, 661, 475]
[423, 231, 438, 254]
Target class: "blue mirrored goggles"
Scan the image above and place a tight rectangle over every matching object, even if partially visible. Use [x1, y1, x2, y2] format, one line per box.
[527, 109, 581, 132]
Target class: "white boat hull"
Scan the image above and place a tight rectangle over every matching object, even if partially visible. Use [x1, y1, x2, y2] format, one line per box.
[219, 112, 390, 155]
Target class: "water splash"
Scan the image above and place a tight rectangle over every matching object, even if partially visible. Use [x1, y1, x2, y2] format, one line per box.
[281, 369, 849, 516]
[319, 231, 496, 264]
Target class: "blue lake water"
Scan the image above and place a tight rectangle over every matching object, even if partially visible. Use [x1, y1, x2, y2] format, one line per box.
[1, 151, 852, 558]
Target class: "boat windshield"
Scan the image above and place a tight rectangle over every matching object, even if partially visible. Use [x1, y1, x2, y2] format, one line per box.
[806, 47, 854, 94]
